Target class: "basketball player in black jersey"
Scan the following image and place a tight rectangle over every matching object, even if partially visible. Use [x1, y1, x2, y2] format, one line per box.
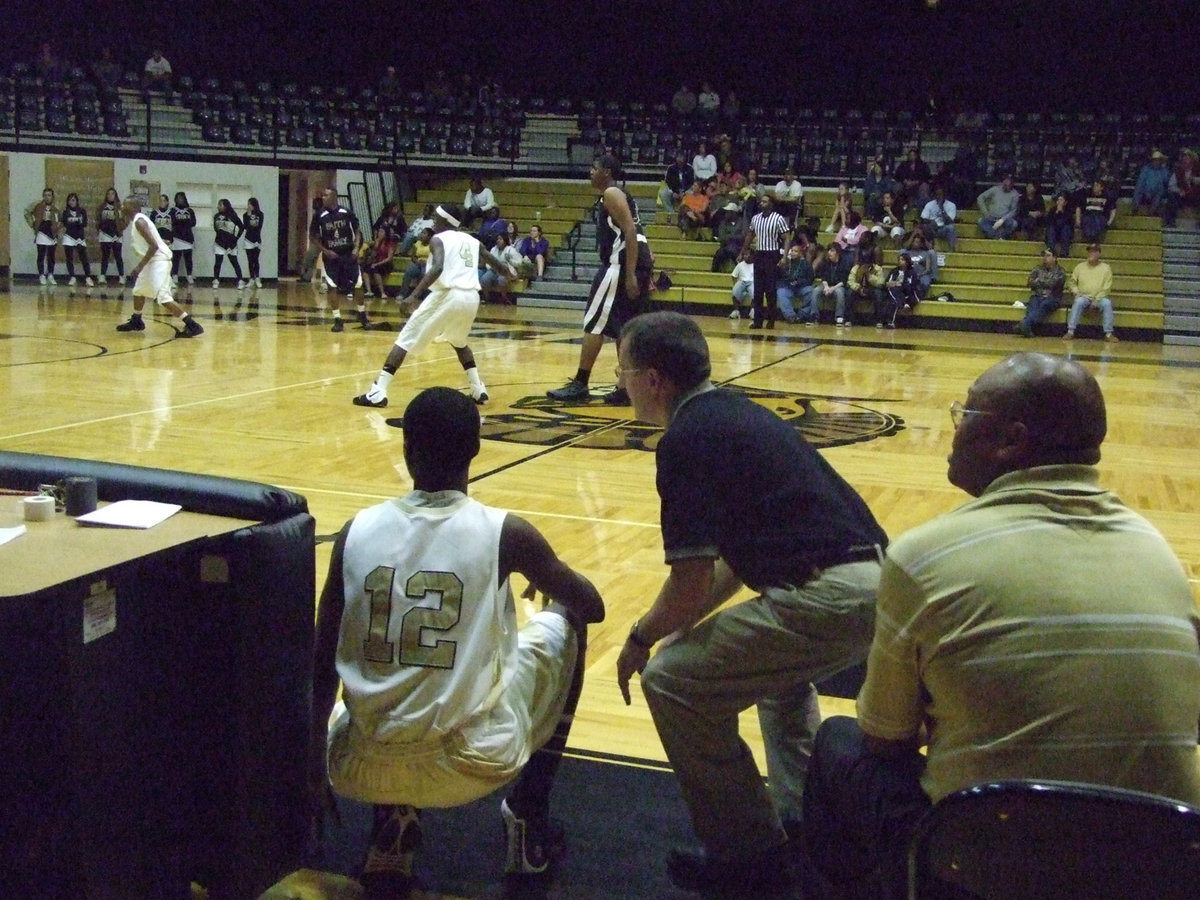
[546, 154, 652, 404]
[317, 187, 370, 332]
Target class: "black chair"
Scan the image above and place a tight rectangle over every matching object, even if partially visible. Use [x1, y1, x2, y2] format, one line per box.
[908, 780, 1200, 900]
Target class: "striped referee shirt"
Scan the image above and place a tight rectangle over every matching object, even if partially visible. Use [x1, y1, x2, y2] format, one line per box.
[750, 210, 790, 252]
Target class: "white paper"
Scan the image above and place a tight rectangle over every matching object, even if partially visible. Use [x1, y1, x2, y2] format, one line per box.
[83, 582, 117, 644]
[76, 500, 182, 529]
[0, 524, 27, 546]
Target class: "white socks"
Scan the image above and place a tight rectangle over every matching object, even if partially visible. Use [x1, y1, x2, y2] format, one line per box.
[367, 371, 394, 403]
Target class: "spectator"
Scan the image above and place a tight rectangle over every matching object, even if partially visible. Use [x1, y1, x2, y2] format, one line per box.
[377, 65, 401, 102]
[313, 387, 603, 897]
[1076, 180, 1116, 244]
[677, 180, 710, 238]
[816, 243, 853, 326]
[1165, 148, 1200, 227]
[871, 191, 907, 244]
[480, 231, 523, 304]
[476, 207, 508, 251]
[462, 175, 497, 228]
[658, 152, 695, 222]
[848, 248, 887, 328]
[614, 311, 887, 898]
[1054, 154, 1088, 210]
[1134, 149, 1171, 216]
[91, 47, 123, 91]
[905, 231, 938, 300]
[362, 226, 397, 299]
[372, 201, 407, 243]
[25, 187, 61, 285]
[34, 41, 66, 83]
[710, 218, 748, 273]
[880, 251, 919, 328]
[696, 81, 720, 118]
[727, 247, 754, 319]
[691, 141, 718, 183]
[670, 83, 697, 117]
[721, 89, 740, 123]
[824, 181, 852, 233]
[1064, 243, 1117, 342]
[1044, 192, 1074, 258]
[833, 211, 868, 263]
[894, 148, 932, 221]
[518, 223, 549, 280]
[142, 48, 173, 93]
[710, 160, 747, 235]
[862, 160, 895, 220]
[919, 186, 958, 250]
[401, 227, 433, 296]
[773, 168, 805, 225]
[777, 242, 817, 324]
[977, 174, 1019, 239]
[400, 203, 435, 255]
[1015, 248, 1066, 337]
[425, 68, 453, 103]
[1094, 156, 1120, 201]
[1016, 182, 1047, 240]
[803, 351, 1200, 898]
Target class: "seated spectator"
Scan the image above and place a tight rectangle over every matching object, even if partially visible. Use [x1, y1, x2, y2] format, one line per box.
[825, 181, 852, 233]
[772, 169, 805, 226]
[862, 160, 895, 220]
[476, 207, 508, 250]
[739, 168, 766, 225]
[34, 41, 66, 83]
[1133, 149, 1170, 217]
[1016, 182, 1047, 240]
[425, 68, 453, 102]
[721, 90, 740, 123]
[400, 227, 433, 296]
[802, 352, 1200, 899]
[1015, 247, 1067, 337]
[905, 231, 938, 300]
[658, 152, 695, 222]
[880, 251, 920, 328]
[691, 141, 718, 183]
[847, 247, 887, 327]
[711, 219, 749, 273]
[372, 202, 407, 243]
[362, 226, 397, 299]
[871, 191, 907, 244]
[480, 232, 524, 304]
[977, 174, 1019, 239]
[1044, 192, 1074, 258]
[833, 212, 869, 263]
[697, 82, 720, 118]
[919, 187, 958, 251]
[710, 160, 747, 234]
[1094, 156, 1120, 201]
[1054, 154, 1088, 210]
[678, 180, 711, 238]
[1064, 243, 1117, 341]
[400, 204, 435, 254]
[1165, 148, 1200, 227]
[777, 243, 817, 324]
[816, 243, 853, 326]
[142, 48, 173, 93]
[894, 149, 932, 222]
[463, 175, 497, 228]
[518, 224, 549, 280]
[91, 46, 123, 91]
[671, 83, 697, 117]
[377, 65, 401, 102]
[728, 247, 754, 319]
[1076, 180, 1116, 244]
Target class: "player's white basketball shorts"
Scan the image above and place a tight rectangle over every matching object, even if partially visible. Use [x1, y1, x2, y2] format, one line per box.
[133, 256, 174, 305]
[395, 286, 480, 354]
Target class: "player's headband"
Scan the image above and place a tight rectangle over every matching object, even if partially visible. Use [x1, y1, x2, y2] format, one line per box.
[435, 205, 460, 228]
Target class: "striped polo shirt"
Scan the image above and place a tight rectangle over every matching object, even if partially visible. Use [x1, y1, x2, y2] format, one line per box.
[749, 210, 791, 253]
[857, 464, 1200, 806]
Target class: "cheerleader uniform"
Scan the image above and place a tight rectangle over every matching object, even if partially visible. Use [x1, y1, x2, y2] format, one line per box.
[27, 201, 60, 283]
[61, 206, 94, 285]
[151, 206, 174, 245]
[170, 204, 198, 282]
[212, 210, 245, 286]
[242, 208, 264, 286]
[97, 201, 125, 281]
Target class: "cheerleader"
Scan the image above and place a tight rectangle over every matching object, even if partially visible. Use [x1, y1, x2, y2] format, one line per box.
[96, 188, 127, 284]
[61, 193, 95, 287]
[212, 198, 245, 288]
[151, 194, 174, 245]
[169, 191, 197, 285]
[241, 197, 265, 287]
[24, 187, 60, 285]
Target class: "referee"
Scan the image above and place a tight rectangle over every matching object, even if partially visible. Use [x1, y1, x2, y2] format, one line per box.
[748, 195, 792, 329]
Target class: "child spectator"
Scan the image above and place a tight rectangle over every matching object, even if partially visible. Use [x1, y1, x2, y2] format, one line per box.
[728, 248, 754, 319]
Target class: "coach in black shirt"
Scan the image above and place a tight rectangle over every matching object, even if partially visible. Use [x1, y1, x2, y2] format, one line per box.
[615, 311, 886, 896]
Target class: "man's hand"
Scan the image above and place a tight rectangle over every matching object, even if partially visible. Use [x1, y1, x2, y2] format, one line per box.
[617, 640, 650, 706]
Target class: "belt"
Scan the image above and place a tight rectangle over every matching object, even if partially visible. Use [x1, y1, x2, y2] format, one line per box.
[807, 543, 883, 573]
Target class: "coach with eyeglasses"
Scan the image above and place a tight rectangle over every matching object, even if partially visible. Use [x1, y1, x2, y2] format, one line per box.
[802, 351, 1200, 899]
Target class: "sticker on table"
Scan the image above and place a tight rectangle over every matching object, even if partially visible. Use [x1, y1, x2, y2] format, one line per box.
[83, 580, 117, 644]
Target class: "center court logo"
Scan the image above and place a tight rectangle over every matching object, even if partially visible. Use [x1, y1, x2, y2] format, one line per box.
[479, 386, 905, 451]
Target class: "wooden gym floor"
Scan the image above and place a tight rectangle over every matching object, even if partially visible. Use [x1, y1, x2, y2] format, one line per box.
[3, 280, 1199, 898]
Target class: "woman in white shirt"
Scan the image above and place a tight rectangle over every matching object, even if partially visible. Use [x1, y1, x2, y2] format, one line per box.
[692, 141, 718, 183]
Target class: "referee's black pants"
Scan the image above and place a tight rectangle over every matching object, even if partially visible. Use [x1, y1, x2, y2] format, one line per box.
[751, 250, 781, 327]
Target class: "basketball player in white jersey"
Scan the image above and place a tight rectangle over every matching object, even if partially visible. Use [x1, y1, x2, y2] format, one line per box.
[352, 203, 515, 409]
[312, 386, 604, 897]
[115, 195, 204, 337]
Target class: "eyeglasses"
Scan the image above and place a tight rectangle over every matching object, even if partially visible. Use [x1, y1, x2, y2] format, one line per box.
[614, 366, 644, 381]
[949, 400, 994, 428]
